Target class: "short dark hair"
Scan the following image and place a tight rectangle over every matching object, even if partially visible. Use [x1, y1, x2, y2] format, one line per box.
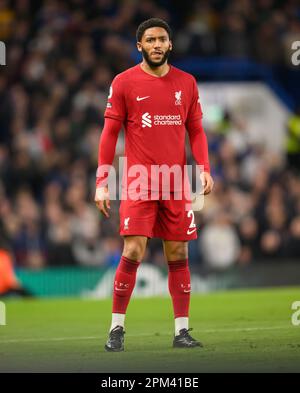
[136, 18, 172, 42]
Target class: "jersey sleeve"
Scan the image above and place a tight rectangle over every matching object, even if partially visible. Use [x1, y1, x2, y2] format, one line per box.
[186, 119, 210, 173]
[186, 77, 210, 173]
[104, 75, 126, 122]
[96, 117, 122, 188]
[186, 77, 203, 124]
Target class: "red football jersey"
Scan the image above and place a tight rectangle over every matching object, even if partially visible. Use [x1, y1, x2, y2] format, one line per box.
[104, 64, 203, 191]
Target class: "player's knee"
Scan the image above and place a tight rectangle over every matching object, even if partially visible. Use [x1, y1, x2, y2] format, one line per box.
[123, 242, 145, 261]
[167, 244, 188, 261]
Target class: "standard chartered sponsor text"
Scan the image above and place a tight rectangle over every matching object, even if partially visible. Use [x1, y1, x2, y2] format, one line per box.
[153, 114, 182, 126]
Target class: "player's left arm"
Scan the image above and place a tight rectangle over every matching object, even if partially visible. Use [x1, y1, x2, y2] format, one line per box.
[186, 78, 213, 195]
[186, 119, 214, 195]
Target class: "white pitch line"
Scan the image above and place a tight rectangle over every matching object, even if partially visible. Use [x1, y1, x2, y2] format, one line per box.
[0, 336, 102, 344]
[200, 325, 289, 333]
[0, 325, 291, 344]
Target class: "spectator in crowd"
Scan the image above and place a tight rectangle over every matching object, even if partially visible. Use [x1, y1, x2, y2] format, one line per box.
[238, 215, 260, 265]
[285, 216, 300, 258]
[44, 199, 76, 266]
[199, 211, 241, 270]
[285, 106, 300, 172]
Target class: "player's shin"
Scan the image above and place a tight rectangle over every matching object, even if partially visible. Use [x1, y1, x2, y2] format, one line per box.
[167, 259, 191, 335]
[110, 256, 140, 331]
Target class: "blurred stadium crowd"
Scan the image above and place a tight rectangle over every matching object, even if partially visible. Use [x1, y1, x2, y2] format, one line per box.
[0, 0, 300, 270]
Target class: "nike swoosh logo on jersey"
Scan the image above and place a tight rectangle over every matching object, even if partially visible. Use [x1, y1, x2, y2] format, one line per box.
[183, 289, 191, 293]
[187, 228, 197, 235]
[136, 96, 150, 101]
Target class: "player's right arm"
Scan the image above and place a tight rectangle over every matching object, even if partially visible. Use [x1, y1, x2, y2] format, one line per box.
[95, 117, 122, 217]
[95, 75, 126, 217]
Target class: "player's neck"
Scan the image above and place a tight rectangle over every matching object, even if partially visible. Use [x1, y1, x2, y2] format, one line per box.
[140, 61, 170, 78]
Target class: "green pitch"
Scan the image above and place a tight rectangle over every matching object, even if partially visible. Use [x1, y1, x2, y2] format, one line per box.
[0, 287, 299, 373]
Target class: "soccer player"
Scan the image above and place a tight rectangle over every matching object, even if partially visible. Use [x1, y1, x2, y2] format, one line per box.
[95, 18, 213, 351]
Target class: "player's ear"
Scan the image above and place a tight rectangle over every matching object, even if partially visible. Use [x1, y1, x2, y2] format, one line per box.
[137, 42, 142, 52]
[169, 40, 173, 51]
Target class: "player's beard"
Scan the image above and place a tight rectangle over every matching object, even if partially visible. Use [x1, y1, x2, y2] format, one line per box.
[142, 47, 171, 68]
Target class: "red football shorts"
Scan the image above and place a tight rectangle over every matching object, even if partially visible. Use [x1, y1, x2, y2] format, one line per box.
[119, 190, 197, 241]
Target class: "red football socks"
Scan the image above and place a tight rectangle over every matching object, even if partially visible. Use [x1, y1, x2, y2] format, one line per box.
[168, 259, 191, 318]
[112, 256, 140, 314]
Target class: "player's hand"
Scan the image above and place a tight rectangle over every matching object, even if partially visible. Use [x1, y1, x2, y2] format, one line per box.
[200, 172, 214, 195]
[94, 186, 110, 218]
